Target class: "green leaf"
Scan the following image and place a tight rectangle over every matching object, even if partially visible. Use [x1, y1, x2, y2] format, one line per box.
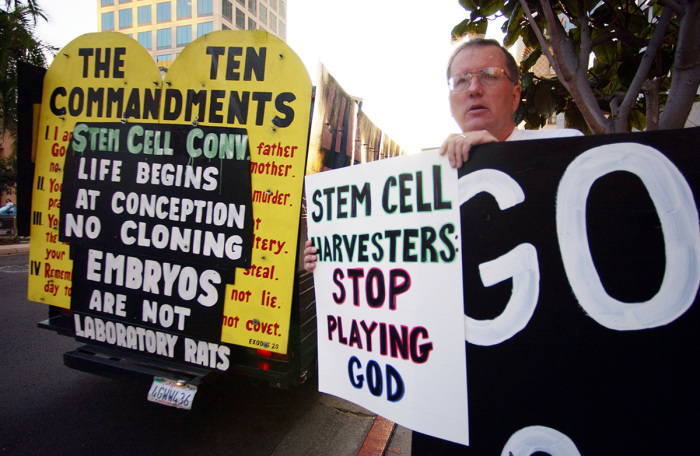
[592, 40, 617, 66]
[628, 107, 646, 131]
[521, 47, 542, 72]
[502, 0, 519, 16]
[564, 106, 591, 135]
[452, 17, 489, 39]
[480, 0, 505, 17]
[521, 71, 535, 90]
[473, 17, 488, 35]
[617, 59, 638, 88]
[459, 0, 478, 12]
[627, 13, 649, 35]
[524, 112, 545, 129]
[533, 84, 557, 118]
[451, 19, 471, 40]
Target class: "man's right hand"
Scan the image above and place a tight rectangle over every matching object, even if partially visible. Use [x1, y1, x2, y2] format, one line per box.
[439, 130, 498, 169]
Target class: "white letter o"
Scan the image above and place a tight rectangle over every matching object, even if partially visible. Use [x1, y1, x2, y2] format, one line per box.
[557, 143, 700, 330]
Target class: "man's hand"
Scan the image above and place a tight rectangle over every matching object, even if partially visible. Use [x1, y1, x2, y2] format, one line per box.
[439, 130, 498, 169]
[303, 239, 317, 273]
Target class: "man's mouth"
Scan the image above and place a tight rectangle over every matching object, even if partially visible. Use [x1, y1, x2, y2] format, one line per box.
[468, 104, 488, 113]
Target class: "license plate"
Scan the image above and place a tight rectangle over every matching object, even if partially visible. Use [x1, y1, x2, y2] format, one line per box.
[147, 377, 197, 410]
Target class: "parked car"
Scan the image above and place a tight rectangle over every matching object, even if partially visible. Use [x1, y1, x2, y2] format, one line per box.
[0, 204, 17, 236]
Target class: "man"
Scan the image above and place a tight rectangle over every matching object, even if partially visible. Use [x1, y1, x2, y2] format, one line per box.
[441, 36, 581, 167]
[304, 37, 581, 272]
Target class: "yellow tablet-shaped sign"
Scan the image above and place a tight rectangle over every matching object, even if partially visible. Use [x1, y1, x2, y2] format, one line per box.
[29, 31, 312, 355]
[161, 31, 312, 353]
[29, 33, 162, 307]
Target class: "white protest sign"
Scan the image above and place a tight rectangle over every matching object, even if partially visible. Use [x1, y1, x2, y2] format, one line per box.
[305, 149, 469, 445]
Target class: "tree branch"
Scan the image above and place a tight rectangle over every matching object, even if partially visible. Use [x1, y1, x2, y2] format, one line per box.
[535, 0, 610, 133]
[614, 5, 674, 132]
[519, 0, 563, 85]
[590, 31, 650, 49]
[660, 0, 700, 129]
[657, 0, 683, 16]
[578, 0, 593, 69]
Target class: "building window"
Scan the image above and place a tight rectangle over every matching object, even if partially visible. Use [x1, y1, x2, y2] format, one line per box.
[137, 31, 152, 50]
[222, 24, 230, 30]
[119, 0, 131, 3]
[157, 2, 171, 22]
[101, 11, 115, 31]
[248, 0, 256, 15]
[235, 8, 245, 29]
[176, 25, 192, 46]
[157, 54, 172, 69]
[222, 0, 232, 21]
[279, 1, 285, 19]
[198, 0, 213, 15]
[269, 0, 276, 11]
[248, 18, 255, 30]
[101, 0, 114, 6]
[118, 9, 132, 28]
[258, 4, 266, 25]
[157, 28, 172, 49]
[137, 5, 151, 25]
[176, 0, 191, 18]
[236, 0, 244, 5]
[269, 14, 276, 33]
[197, 21, 214, 37]
[278, 21, 285, 39]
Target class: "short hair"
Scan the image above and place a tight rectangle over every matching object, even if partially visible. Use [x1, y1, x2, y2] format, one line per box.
[446, 36, 520, 86]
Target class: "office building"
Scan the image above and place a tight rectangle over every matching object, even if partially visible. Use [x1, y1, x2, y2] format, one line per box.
[96, 0, 287, 70]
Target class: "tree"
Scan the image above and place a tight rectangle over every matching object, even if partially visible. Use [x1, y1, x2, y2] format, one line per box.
[453, 0, 700, 134]
[0, 0, 53, 193]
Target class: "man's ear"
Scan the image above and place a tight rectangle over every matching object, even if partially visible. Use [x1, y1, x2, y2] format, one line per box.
[511, 84, 522, 112]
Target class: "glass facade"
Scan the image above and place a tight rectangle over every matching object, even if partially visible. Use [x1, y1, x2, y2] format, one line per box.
[176, 0, 192, 18]
[97, 0, 286, 63]
[259, 4, 266, 25]
[198, 0, 213, 15]
[119, 9, 132, 28]
[222, 0, 232, 21]
[137, 5, 151, 25]
[197, 21, 214, 37]
[235, 8, 245, 29]
[138, 31, 152, 49]
[101, 11, 115, 30]
[157, 28, 171, 49]
[176, 25, 192, 46]
[156, 2, 171, 22]
[156, 54, 172, 68]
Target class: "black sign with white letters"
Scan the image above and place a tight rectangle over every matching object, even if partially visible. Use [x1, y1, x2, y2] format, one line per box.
[417, 127, 700, 454]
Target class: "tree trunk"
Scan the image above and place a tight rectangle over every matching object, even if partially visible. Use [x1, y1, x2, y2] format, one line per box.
[643, 78, 661, 130]
[660, 0, 700, 129]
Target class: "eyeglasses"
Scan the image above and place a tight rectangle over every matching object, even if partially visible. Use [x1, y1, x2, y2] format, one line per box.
[448, 67, 511, 92]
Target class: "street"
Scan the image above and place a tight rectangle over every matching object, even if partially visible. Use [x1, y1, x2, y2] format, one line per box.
[0, 253, 410, 456]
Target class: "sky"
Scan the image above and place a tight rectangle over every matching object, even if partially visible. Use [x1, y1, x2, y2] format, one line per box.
[33, 0, 505, 152]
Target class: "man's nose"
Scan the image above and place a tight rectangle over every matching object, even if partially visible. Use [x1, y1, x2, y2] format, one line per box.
[466, 75, 484, 94]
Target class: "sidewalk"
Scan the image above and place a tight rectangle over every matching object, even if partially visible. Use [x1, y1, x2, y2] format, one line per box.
[0, 241, 30, 255]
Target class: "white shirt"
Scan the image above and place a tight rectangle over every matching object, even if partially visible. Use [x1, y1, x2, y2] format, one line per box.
[506, 128, 583, 141]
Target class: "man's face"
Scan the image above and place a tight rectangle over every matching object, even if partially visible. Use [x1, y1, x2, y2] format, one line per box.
[449, 45, 521, 141]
